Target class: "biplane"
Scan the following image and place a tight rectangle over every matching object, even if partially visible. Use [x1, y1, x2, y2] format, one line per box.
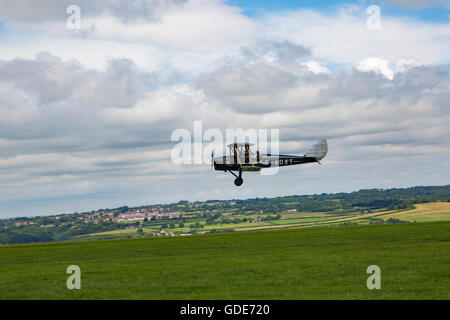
[211, 139, 327, 186]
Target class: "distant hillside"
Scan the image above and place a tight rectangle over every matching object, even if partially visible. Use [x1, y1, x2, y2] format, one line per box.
[1, 185, 449, 245]
[226, 185, 450, 212]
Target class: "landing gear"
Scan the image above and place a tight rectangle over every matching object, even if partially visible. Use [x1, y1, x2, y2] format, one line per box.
[234, 177, 243, 186]
[228, 169, 243, 186]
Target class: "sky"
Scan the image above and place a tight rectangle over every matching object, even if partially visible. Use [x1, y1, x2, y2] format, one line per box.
[0, 0, 449, 218]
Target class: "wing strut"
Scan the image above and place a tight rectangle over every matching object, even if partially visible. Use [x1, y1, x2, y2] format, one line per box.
[245, 145, 255, 166]
[233, 145, 243, 167]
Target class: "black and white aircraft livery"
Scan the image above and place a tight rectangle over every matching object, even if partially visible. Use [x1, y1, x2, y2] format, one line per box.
[212, 139, 328, 186]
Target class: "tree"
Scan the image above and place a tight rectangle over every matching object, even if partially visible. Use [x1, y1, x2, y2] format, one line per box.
[117, 206, 129, 213]
[137, 228, 143, 234]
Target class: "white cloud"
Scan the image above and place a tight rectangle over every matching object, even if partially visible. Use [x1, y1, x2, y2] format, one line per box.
[356, 56, 394, 79]
[0, 0, 258, 74]
[395, 57, 423, 73]
[300, 60, 331, 75]
[0, 0, 187, 22]
[262, 6, 450, 65]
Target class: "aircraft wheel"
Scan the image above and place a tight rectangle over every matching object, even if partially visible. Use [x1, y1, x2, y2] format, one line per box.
[234, 178, 243, 186]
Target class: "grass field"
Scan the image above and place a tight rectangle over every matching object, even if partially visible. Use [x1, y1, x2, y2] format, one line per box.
[0, 221, 449, 299]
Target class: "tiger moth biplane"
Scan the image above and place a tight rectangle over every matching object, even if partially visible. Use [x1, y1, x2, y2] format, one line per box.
[211, 138, 328, 186]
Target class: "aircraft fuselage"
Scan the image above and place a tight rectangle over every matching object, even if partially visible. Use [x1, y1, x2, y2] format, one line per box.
[213, 154, 317, 171]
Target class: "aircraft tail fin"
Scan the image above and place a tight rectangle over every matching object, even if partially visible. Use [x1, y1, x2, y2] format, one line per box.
[305, 138, 328, 161]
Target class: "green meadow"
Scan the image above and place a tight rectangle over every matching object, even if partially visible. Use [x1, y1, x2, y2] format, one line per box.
[0, 221, 449, 299]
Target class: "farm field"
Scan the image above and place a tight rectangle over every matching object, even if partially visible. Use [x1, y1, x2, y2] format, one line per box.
[3, 186, 449, 245]
[0, 221, 449, 299]
[74, 202, 450, 240]
[377, 202, 450, 222]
